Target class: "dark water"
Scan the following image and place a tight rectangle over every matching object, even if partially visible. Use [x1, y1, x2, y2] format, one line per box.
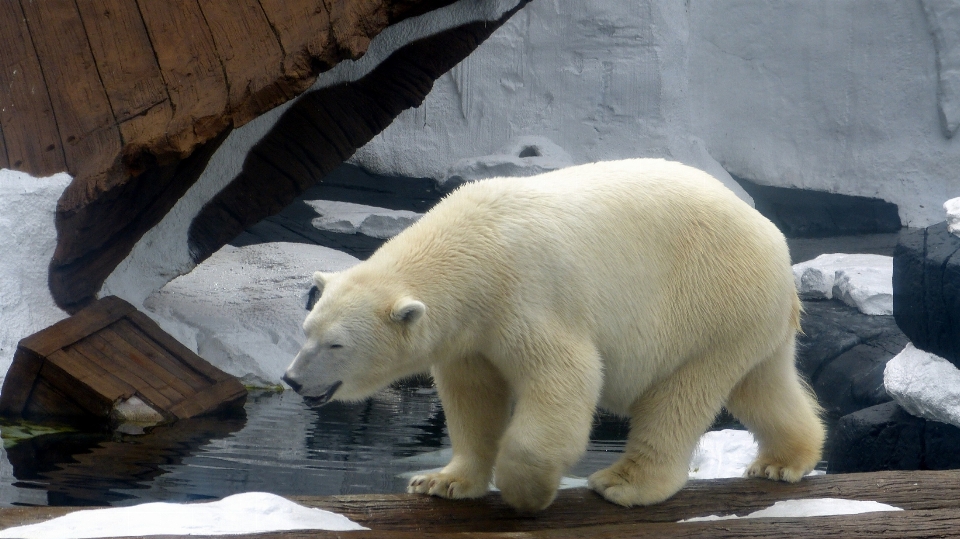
[0, 385, 632, 507]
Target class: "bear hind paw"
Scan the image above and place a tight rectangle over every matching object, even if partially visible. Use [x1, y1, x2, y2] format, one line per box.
[745, 458, 812, 483]
[587, 465, 684, 507]
[407, 472, 489, 499]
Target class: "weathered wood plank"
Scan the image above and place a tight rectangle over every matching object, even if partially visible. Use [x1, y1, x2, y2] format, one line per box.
[66, 339, 175, 410]
[166, 379, 247, 419]
[73, 0, 174, 152]
[196, 0, 285, 126]
[0, 348, 46, 416]
[136, 0, 229, 155]
[22, 376, 92, 419]
[258, 0, 333, 80]
[0, 122, 9, 168]
[47, 350, 133, 406]
[293, 470, 960, 533]
[97, 324, 198, 396]
[19, 0, 122, 186]
[124, 310, 231, 384]
[18, 296, 134, 357]
[33, 360, 115, 417]
[0, 1, 66, 173]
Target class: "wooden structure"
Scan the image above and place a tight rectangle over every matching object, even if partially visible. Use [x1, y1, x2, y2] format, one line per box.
[0, 470, 957, 537]
[0, 1, 523, 313]
[0, 296, 246, 423]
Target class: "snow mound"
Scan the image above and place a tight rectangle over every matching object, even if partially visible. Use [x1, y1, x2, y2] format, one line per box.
[792, 254, 893, 315]
[305, 200, 422, 239]
[0, 492, 367, 538]
[688, 429, 758, 480]
[680, 498, 902, 522]
[0, 169, 71, 385]
[884, 343, 960, 428]
[946, 197, 960, 237]
[144, 242, 359, 387]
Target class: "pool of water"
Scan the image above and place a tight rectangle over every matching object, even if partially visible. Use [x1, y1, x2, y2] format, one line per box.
[0, 384, 634, 507]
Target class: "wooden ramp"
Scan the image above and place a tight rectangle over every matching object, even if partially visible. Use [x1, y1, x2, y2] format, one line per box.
[0, 470, 958, 538]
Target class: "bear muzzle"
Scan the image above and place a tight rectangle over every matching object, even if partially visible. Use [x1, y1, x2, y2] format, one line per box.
[282, 372, 342, 407]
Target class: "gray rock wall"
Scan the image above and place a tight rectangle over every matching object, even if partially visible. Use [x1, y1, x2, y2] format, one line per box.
[353, 0, 959, 228]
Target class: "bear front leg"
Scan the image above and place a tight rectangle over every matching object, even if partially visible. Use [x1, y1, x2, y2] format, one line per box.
[408, 355, 510, 499]
[494, 338, 603, 512]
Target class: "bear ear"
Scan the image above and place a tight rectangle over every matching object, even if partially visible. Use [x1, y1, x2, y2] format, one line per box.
[391, 298, 426, 325]
[313, 271, 331, 294]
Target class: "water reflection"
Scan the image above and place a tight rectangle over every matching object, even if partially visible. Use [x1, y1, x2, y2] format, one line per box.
[0, 385, 630, 507]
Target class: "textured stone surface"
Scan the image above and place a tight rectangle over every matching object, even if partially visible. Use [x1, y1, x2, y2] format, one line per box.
[352, 0, 956, 230]
[884, 343, 960, 429]
[828, 401, 960, 473]
[144, 243, 359, 387]
[0, 171, 71, 384]
[921, 0, 960, 138]
[796, 300, 907, 417]
[893, 223, 960, 368]
[442, 136, 574, 189]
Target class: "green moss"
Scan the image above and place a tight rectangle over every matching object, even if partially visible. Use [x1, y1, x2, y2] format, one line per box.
[0, 420, 77, 449]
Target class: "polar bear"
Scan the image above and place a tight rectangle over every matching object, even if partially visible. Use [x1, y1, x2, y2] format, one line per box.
[283, 159, 824, 511]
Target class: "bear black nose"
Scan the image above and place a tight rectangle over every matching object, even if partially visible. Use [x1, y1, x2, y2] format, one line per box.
[282, 373, 303, 392]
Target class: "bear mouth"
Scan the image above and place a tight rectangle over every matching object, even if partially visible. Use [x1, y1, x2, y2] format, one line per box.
[302, 381, 343, 407]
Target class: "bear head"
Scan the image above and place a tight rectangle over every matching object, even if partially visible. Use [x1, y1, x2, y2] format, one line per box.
[283, 269, 427, 404]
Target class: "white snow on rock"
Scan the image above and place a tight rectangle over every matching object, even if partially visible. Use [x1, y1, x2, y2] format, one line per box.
[0, 169, 71, 386]
[143, 242, 359, 388]
[0, 492, 367, 538]
[305, 200, 422, 240]
[792, 254, 893, 315]
[680, 498, 902, 523]
[884, 343, 960, 429]
[688, 429, 759, 481]
[441, 136, 574, 189]
[946, 197, 960, 237]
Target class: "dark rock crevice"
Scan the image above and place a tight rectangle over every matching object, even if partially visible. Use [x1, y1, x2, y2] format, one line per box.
[188, 2, 531, 265]
[732, 174, 902, 238]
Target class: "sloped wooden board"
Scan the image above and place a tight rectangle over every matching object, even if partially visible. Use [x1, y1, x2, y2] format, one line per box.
[0, 296, 246, 422]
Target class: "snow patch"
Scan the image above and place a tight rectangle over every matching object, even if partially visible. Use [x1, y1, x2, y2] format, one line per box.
[680, 498, 902, 522]
[688, 429, 759, 480]
[0, 169, 71, 386]
[884, 343, 960, 429]
[0, 492, 367, 538]
[143, 243, 359, 387]
[305, 200, 422, 239]
[946, 197, 960, 237]
[792, 254, 893, 315]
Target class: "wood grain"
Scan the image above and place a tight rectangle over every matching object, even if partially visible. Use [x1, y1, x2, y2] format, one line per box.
[0, 472, 958, 538]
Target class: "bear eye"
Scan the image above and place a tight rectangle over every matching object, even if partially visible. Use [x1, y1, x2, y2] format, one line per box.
[328, 344, 343, 350]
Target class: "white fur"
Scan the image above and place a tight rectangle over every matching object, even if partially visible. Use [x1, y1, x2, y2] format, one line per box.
[285, 159, 824, 511]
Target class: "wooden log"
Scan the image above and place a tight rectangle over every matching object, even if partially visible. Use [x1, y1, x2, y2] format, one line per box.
[0, 472, 958, 538]
[293, 470, 960, 532]
[0, 2, 66, 174]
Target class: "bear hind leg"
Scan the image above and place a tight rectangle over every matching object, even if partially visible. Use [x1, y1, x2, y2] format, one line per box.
[725, 335, 825, 482]
[408, 355, 511, 499]
[588, 353, 737, 507]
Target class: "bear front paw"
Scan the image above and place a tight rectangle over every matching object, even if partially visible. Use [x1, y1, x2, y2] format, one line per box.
[407, 472, 489, 499]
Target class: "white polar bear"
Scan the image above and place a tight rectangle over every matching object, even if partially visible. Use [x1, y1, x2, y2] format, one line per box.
[283, 159, 824, 511]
